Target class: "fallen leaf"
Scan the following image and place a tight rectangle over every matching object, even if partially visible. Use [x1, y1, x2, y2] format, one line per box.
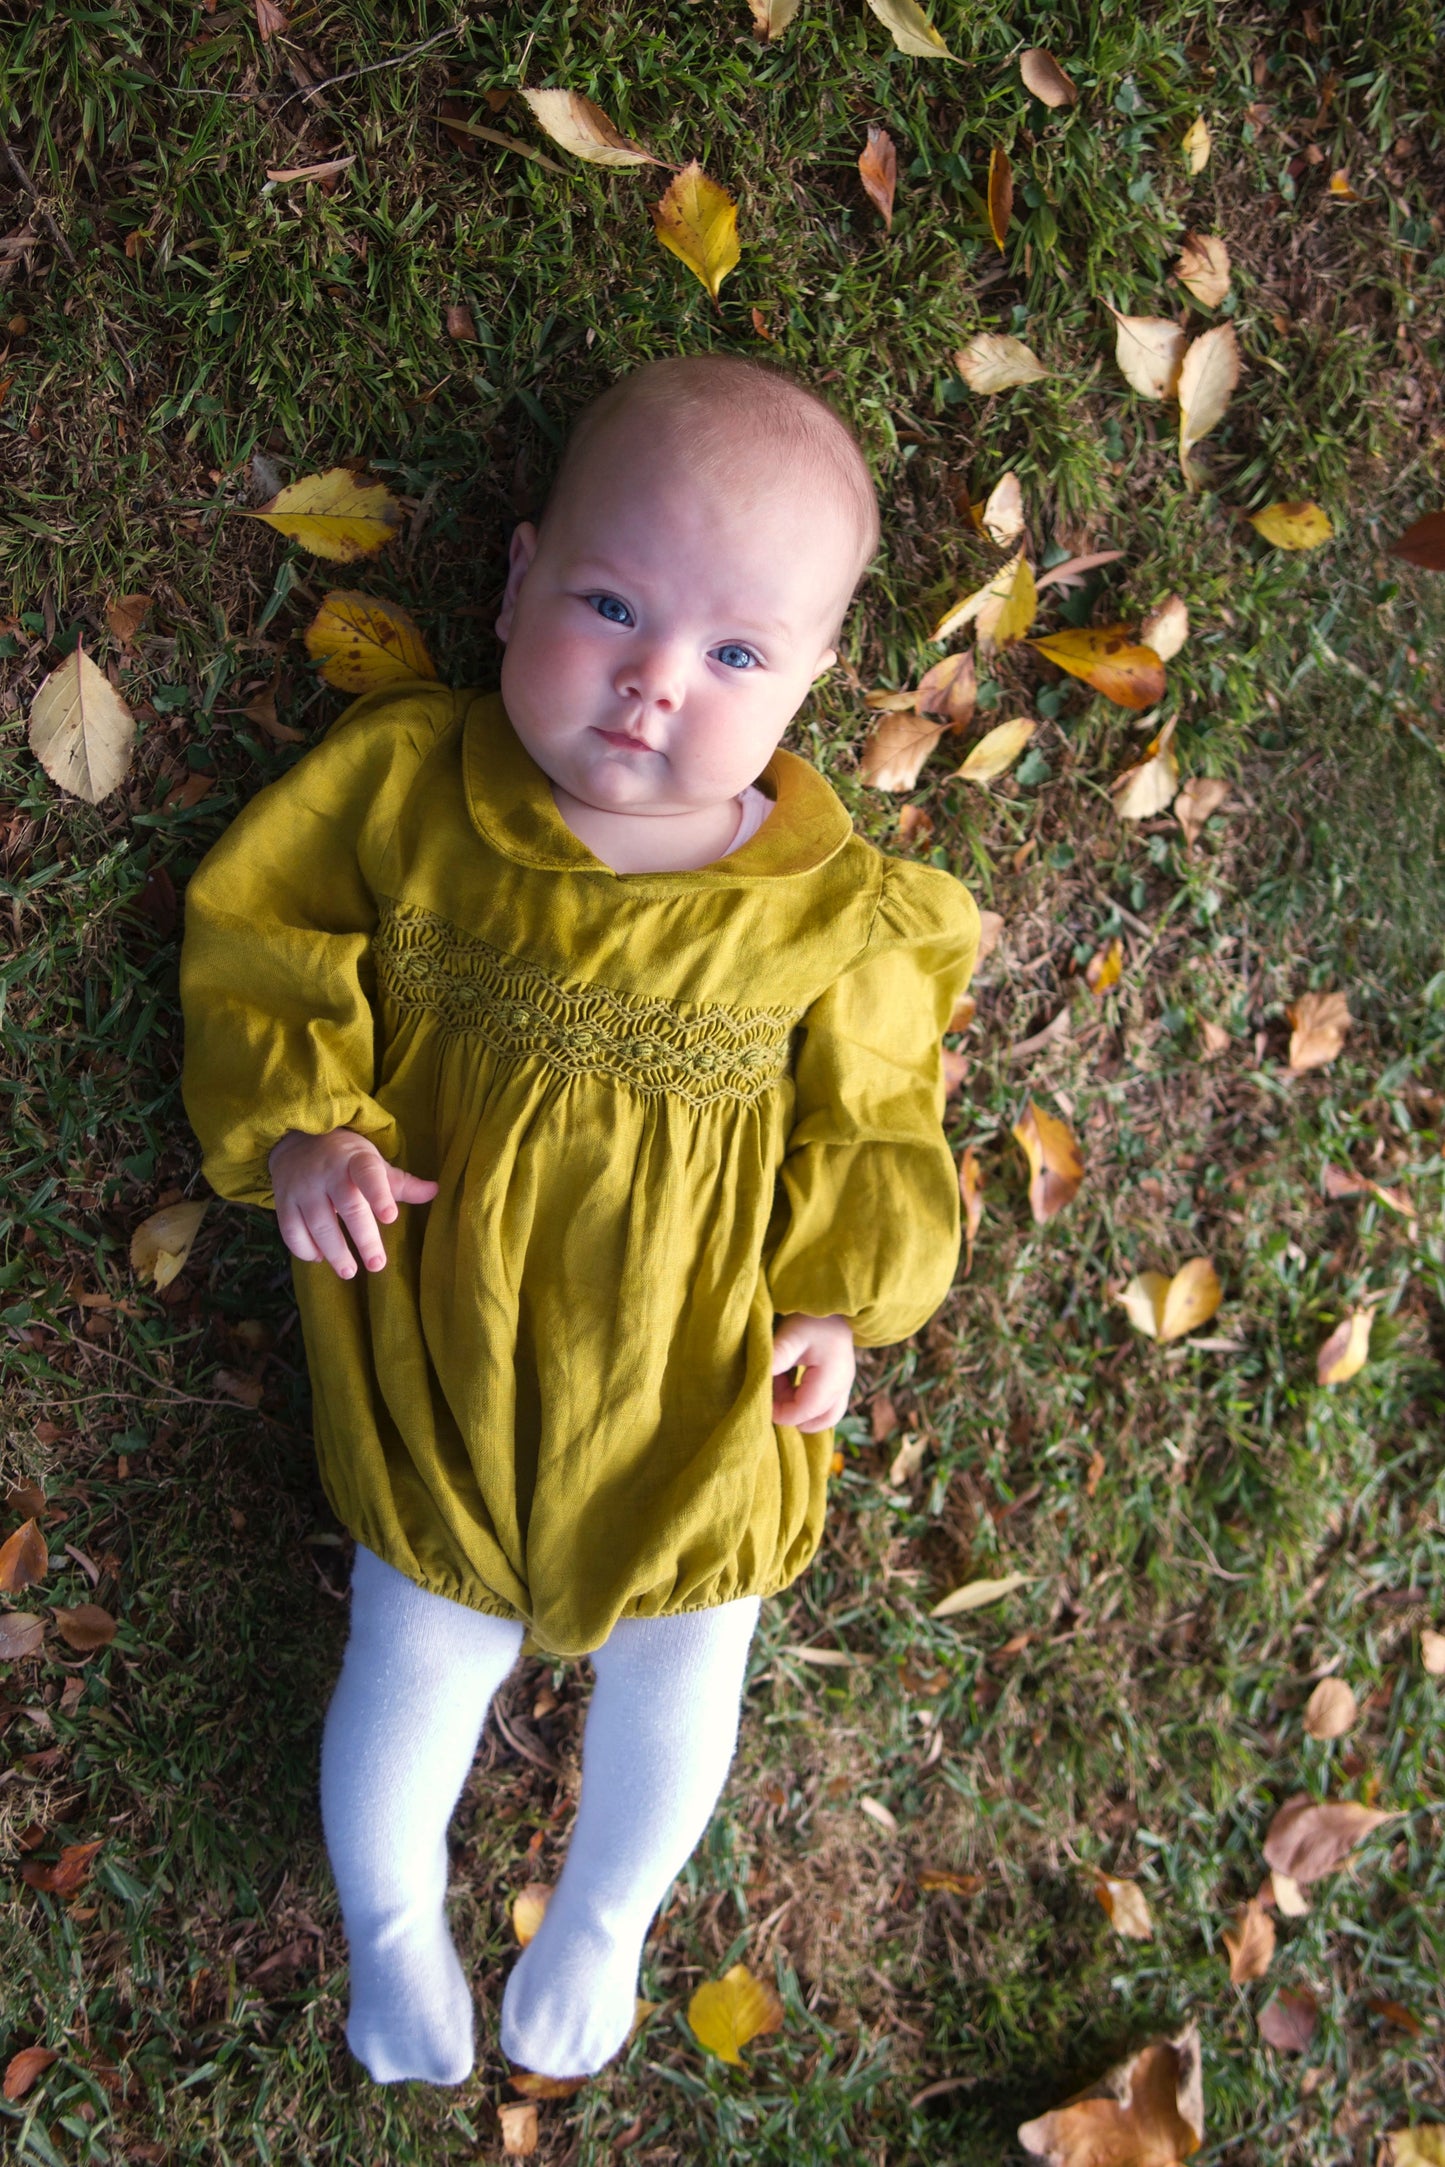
[959, 1145, 984, 1274]
[28, 644, 137, 806]
[860, 1795, 900, 1835]
[1138, 595, 1189, 661]
[749, 0, 802, 37]
[105, 593, 152, 646]
[652, 162, 740, 303]
[500, 2100, 539, 2154]
[1388, 512, 1445, 570]
[1288, 990, 1350, 1072]
[1086, 938, 1124, 995]
[129, 1200, 209, 1292]
[1249, 501, 1334, 550]
[888, 1432, 928, 1487]
[1095, 1875, 1154, 1941]
[866, 0, 955, 59]
[244, 468, 403, 562]
[1013, 1100, 1084, 1221]
[1222, 1900, 1276, 1982]
[918, 1867, 985, 1895]
[512, 1884, 551, 1947]
[517, 89, 659, 166]
[1369, 2000, 1423, 2036]
[1327, 169, 1360, 201]
[1316, 1310, 1372, 1386]
[930, 1573, 1029, 1619]
[1030, 625, 1166, 710]
[1303, 1677, 1357, 1739]
[951, 717, 1037, 785]
[976, 910, 1004, 960]
[1112, 714, 1181, 820]
[1387, 2132, 1445, 2167]
[1422, 1629, 1445, 1676]
[0, 1613, 44, 1661]
[1118, 1258, 1223, 1342]
[1174, 776, 1231, 849]
[1019, 2024, 1204, 2167]
[1182, 116, 1211, 172]
[915, 650, 976, 727]
[445, 302, 478, 342]
[750, 305, 774, 340]
[1110, 311, 1188, 400]
[859, 125, 897, 228]
[0, 1519, 47, 1595]
[265, 155, 356, 184]
[687, 1963, 785, 2065]
[53, 1605, 117, 1653]
[508, 2069, 587, 2099]
[304, 591, 439, 694]
[20, 1839, 104, 1896]
[1271, 1870, 1310, 1916]
[1176, 232, 1231, 309]
[3, 2047, 59, 2102]
[1020, 49, 1077, 108]
[981, 471, 1025, 547]
[955, 333, 1047, 392]
[982, 555, 1036, 650]
[988, 145, 1013, 251]
[1035, 548, 1126, 593]
[1178, 323, 1241, 483]
[859, 710, 948, 790]
[1262, 1795, 1397, 1886]
[254, 0, 288, 39]
[1258, 1988, 1318, 2053]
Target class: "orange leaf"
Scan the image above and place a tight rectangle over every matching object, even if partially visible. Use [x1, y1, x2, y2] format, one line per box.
[1029, 626, 1166, 710]
[1013, 1100, 1084, 1223]
[988, 145, 1013, 251]
[1019, 49, 1077, 108]
[3, 2047, 59, 2102]
[1222, 1899, 1276, 1982]
[20, 1839, 104, 1896]
[1019, 2026, 1203, 2167]
[0, 1517, 47, 1594]
[859, 124, 897, 228]
[1388, 512, 1445, 570]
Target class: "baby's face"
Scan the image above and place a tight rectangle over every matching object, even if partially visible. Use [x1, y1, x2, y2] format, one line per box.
[495, 425, 860, 819]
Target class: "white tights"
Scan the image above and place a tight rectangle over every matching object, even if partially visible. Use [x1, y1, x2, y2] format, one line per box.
[319, 1546, 759, 2084]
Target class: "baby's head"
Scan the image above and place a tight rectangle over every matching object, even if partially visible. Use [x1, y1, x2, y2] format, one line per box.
[495, 354, 879, 821]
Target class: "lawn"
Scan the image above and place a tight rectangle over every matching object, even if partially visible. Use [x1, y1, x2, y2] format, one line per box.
[1, 1, 1443, 2162]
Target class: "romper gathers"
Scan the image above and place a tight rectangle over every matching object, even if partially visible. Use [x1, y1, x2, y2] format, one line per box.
[178, 684, 981, 1656]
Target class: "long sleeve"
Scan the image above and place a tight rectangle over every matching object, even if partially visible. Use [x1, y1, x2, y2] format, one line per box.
[762, 855, 980, 1349]
[178, 682, 453, 1210]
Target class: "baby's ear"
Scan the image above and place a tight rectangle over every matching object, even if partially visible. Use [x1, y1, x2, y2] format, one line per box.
[494, 521, 539, 642]
[812, 646, 838, 682]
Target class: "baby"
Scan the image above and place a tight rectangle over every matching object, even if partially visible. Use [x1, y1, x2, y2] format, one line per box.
[179, 353, 980, 2087]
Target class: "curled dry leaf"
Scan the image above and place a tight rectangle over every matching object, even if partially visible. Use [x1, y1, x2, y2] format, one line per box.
[1111, 312, 1188, 401]
[930, 1572, 1028, 1619]
[652, 162, 740, 303]
[129, 1200, 209, 1292]
[1388, 512, 1445, 571]
[1262, 1795, 1398, 1887]
[959, 1144, 984, 1274]
[1248, 501, 1334, 550]
[0, 1518, 48, 1595]
[1035, 548, 1126, 594]
[1271, 1870, 1310, 1917]
[1019, 49, 1077, 108]
[2, 2047, 60, 2102]
[53, 1604, 117, 1652]
[1316, 1309, 1372, 1386]
[859, 711, 948, 790]
[955, 333, 1047, 392]
[518, 89, 659, 166]
[0, 1612, 45, 1661]
[1112, 714, 1181, 822]
[508, 2068, 587, 2099]
[511, 1883, 551, 1947]
[1174, 776, 1232, 850]
[1287, 990, 1351, 1072]
[1421, 1628, 1445, 1676]
[919, 1866, 985, 1895]
[987, 145, 1013, 251]
[687, 1962, 785, 2065]
[1095, 1874, 1154, 1941]
[951, 717, 1037, 786]
[1178, 323, 1241, 484]
[1182, 115, 1211, 172]
[445, 303, 478, 342]
[246, 469, 403, 560]
[749, 0, 802, 38]
[1138, 595, 1189, 662]
[859, 124, 897, 228]
[1176, 232, 1231, 309]
[887, 1432, 928, 1487]
[981, 471, 1025, 547]
[865, 0, 955, 59]
[1222, 1899, 1276, 1982]
[976, 909, 1004, 961]
[860, 1795, 901, 1835]
[1303, 1676, 1358, 1740]
[304, 592, 439, 694]
[1086, 938, 1124, 995]
[105, 593, 152, 646]
[1013, 1099, 1084, 1223]
[916, 650, 976, 727]
[499, 2100, 539, 2156]
[1118, 1258, 1223, 1343]
[1019, 2024, 1204, 2167]
[20, 1839, 104, 1896]
[28, 644, 137, 807]
[1258, 1988, 1318, 2054]
[1030, 626, 1166, 710]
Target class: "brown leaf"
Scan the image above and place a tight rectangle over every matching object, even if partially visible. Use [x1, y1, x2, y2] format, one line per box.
[1034, 549, 1126, 594]
[1013, 1100, 1084, 1223]
[508, 2068, 587, 2099]
[3, 2047, 59, 2101]
[1287, 990, 1350, 1072]
[1303, 1677, 1357, 1740]
[918, 1866, 985, 1895]
[1019, 2025, 1204, 2167]
[20, 1839, 104, 1895]
[518, 88, 659, 168]
[1176, 232, 1231, 308]
[1095, 1875, 1154, 1940]
[105, 593, 153, 647]
[915, 650, 976, 728]
[748, 0, 802, 38]
[1019, 49, 1077, 107]
[988, 145, 1013, 251]
[1257, 1988, 1318, 2053]
[859, 125, 897, 228]
[0, 1518, 48, 1594]
[1174, 776, 1231, 850]
[1262, 1795, 1397, 1885]
[1388, 512, 1445, 570]
[445, 303, 479, 343]
[53, 1605, 117, 1653]
[0, 1612, 44, 1661]
[254, 0, 289, 38]
[1222, 1899, 1276, 1982]
[500, 2100, 539, 2153]
[959, 1144, 984, 1275]
[858, 710, 948, 790]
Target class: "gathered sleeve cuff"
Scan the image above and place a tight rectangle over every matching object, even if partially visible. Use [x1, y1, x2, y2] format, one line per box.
[178, 682, 452, 1210]
[762, 855, 981, 1350]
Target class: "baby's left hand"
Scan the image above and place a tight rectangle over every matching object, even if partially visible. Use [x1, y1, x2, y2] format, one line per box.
[771, 1312, 856, 1432]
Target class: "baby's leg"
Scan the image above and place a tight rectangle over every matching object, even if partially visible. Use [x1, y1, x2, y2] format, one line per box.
[499, 1595, 760, 2078]
[321, 1546, 525, 2084]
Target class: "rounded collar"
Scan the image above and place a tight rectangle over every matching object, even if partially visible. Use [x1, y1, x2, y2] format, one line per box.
[462, 692, 856, 882]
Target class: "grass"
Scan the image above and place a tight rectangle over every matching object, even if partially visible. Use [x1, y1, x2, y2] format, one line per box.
[2, 0, 1444, 2160]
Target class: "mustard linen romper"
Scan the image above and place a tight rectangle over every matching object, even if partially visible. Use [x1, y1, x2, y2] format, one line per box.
[178, 683, 981, 1656]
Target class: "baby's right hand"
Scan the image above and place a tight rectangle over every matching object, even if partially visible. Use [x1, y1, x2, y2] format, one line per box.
[267, 1127, 439, 1280]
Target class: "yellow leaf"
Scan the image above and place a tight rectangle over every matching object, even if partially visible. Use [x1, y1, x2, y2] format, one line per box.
[865, 0, 955, 59]
[952, 717, 1036, 785]
[915, 650, 977, 727]
[858, 124, 897, 228]
[687, 1963, 785, 2065]
[1095, 1875, 1154, 1941]
[511, 1883, 551, 1947]
[1317, 1308, 1372, 1385]
[244, 468, 404, 562]
[749, 0, 802, 37]
[984, 555, 1036, 650]
[303, 591, 439, 694]
[1174, 776, 1231, 849]
[129, 1200, 209, 1291]
[1019, 2026, 1204, 2167]
[1019, 49, 1077, 108]
[1110, 311, 1188, 401]
[518, 88, 659, 165]
[955, 333, 1047, 392]
[1328, 169, 1360, 201]
[980, 470, 1025, 547]
[930, 1572, 1029, 1619]
[1012, 1099, 1084, 1223]
[1159, 1257, 1223, 1340]
[988, 144, 1012, 251]
[1178, 323, 1241, 484]
[1222, 1899, 1276, 1983]
[651, 161, 740, 303]
[28, 643, 137, 806]
[858, 710, 949, 789]
[1248, 501, 1334, 550]
[1030, 625, 1166, 710]
[1138, 594, 1190, 661]
[1119, 1273, 1172, 1340]
[1085, 938, 1124, 995]
[1303, 1677, 1358, 1739]
[1176, 232, 1231, 309]
[1287, 989, 1351, 1071]
[1181, 116, 1211, 172]
[1387, 2133, 1445, 2167]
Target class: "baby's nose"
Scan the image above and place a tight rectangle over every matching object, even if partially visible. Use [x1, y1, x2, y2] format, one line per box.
[614, 641, 687, 708]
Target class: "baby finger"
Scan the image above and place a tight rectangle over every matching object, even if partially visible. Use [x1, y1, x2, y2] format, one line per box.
[275, 1202, 323, 1265]
[302, 1204, 364, 1281]
[333, 1189, 389, 1273]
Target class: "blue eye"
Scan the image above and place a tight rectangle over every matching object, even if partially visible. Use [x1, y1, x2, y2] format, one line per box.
[715, 643, 758, 671]
[588, 594, 633, 626]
